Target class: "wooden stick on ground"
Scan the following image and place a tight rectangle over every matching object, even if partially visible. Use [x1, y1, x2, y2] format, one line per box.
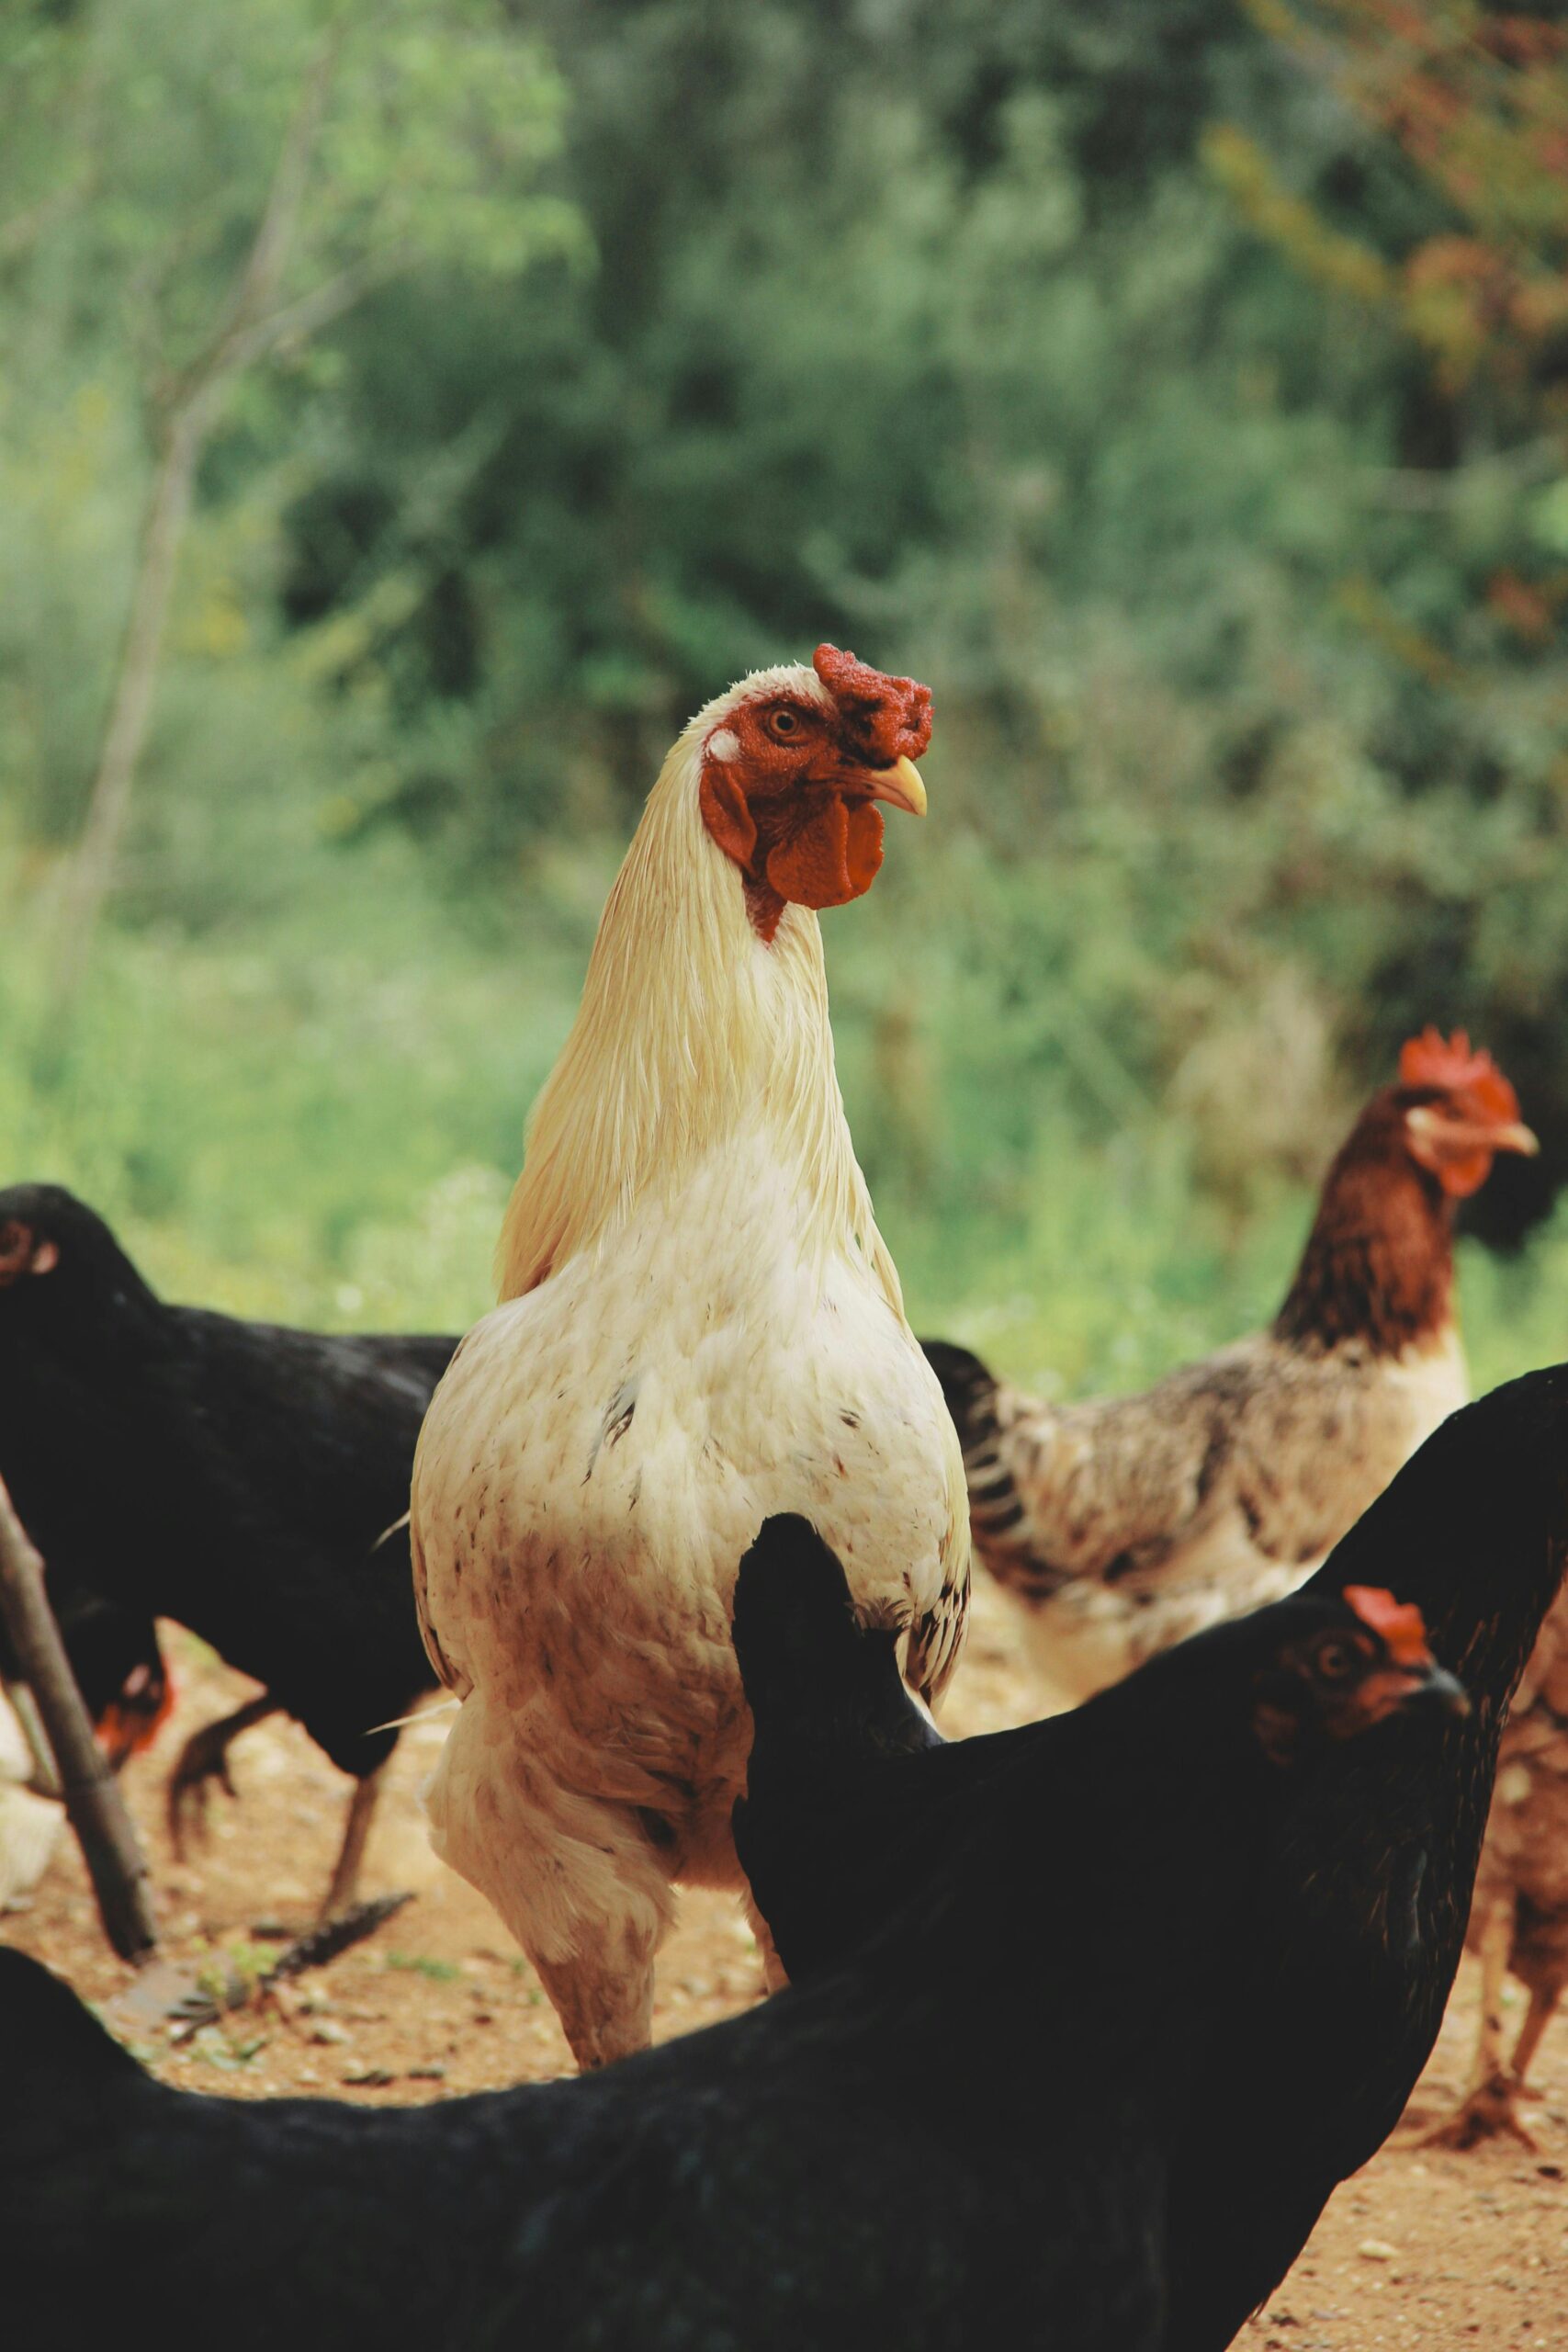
[0, 1472, 157, 1962]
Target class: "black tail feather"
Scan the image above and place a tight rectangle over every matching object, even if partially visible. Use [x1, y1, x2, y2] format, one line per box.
[922, 1337, 1043, 1566]
[920, 1338, 1001, 1458]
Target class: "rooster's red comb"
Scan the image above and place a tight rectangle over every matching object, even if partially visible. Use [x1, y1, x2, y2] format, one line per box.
[1398, 1027, 1519, 1121]
[1343, 1585, 1433, 1668]
[814, 645, 933, 764]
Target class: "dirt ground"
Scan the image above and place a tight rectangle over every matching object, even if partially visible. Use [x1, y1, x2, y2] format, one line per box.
[4, 1576, 1564, 2346]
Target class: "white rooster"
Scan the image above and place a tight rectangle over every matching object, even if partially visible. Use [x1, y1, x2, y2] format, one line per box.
[412, 645, 969, 2069]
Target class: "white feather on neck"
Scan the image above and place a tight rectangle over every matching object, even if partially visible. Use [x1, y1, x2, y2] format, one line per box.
[495, 667, 905, 1317]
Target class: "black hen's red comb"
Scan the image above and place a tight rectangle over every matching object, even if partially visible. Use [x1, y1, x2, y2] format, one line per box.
[1343, 1585, 1433, 1668]
[814, 645, 933, 763]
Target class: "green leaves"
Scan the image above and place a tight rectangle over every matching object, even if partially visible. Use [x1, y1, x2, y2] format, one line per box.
[1, 0, 581, 397]
[313, 4, 583, 279]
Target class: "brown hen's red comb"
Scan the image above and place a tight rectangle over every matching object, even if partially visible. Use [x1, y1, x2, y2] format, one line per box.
[1399, 1027, 1519, 1122]
[814, 645, 933, 764]
[1343, 1585, 1433, 1668]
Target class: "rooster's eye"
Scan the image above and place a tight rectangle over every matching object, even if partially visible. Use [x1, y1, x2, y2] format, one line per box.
[765, 707, 803, 741]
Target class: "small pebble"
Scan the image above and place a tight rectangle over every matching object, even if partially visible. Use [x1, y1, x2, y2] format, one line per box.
[1358, 2240, 1399, 2263]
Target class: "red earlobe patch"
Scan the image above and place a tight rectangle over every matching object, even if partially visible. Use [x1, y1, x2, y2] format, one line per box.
[700, 764, 758, 868]
[765, 796, 884, 910]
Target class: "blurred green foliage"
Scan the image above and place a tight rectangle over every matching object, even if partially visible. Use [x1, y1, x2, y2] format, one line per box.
[1, 0, 1565, 1395]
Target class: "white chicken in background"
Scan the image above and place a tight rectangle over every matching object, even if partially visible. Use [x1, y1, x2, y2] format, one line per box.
[412, 645, 968, 2069]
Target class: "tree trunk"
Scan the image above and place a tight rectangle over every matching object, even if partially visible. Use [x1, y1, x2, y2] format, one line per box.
[49, 29, 344, 1010]
[0, 1474, 157, 1962]
[51, 390, 211, 1009]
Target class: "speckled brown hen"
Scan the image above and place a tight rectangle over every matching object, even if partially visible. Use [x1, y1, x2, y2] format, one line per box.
[925, 1032, 1537, 1702]
[412, 647, 968, 2073]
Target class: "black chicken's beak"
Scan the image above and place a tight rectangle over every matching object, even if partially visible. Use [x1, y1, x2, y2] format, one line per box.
[1404, 1662, 1470, 1720]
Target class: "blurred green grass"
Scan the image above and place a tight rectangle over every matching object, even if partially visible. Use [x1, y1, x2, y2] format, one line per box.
[5, 831, 1562, 1406]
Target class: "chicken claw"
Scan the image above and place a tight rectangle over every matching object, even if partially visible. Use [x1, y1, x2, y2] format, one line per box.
[1420, 2072, 1540, 2154]
[165, 1696, 280, 1858]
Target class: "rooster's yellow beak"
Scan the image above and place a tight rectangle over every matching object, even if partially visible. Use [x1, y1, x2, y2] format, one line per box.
[866, 756, 927, 818]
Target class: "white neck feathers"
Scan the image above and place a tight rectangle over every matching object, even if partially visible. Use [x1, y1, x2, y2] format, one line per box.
[494, 691, 904, 1317]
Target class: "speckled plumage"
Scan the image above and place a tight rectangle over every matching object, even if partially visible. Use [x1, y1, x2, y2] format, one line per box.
[412, 661, 968, 2068]
[932, 1323, 1467, 1698]
[924, 1080, 1506, 1702]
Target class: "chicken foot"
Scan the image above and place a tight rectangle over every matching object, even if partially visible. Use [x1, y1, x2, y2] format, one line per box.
[317, 1762, 387, 1924]
[1506, 1975, 1565, 2098]
[166, 1694, 282, 1858]
[1422, 1893, 1540, 2151]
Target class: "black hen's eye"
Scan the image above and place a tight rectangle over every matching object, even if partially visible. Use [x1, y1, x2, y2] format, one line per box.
[1314, 1640, 1355, 1680]
[765, 707, 803, 741]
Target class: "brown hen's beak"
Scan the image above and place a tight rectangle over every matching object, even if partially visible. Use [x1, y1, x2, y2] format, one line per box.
[1401, 1110, 1541, 1166]
[862, 755, 927, 817]
[1404, 1106, 1540, 1158]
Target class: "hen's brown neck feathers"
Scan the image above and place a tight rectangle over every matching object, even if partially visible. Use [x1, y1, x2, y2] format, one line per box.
[1273, 1095, 1455, 1356]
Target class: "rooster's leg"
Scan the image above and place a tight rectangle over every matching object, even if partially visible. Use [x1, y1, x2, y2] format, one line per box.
[1506, 1975, 1564, 2098]
[423, 1700, 676, 2072]
[166, 1695, 283, 1858]
[1422, 1893, 1536, 2150]
[317, 1761, 387, 1923]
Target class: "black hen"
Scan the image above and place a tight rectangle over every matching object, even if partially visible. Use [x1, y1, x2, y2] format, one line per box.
[737, 1371, 1568, 2351]
[0, 1183, 458, 1915]
[0, 1587, 172, 1768]
[0, 1519, 1461, 2352]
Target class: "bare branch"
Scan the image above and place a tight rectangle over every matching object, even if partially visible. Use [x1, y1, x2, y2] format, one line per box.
[208, 27, 346, 356]
[55, 25, 353, 999]
[216, 247, 409, 380]
[159, 24, 345, 415]
[0, 1473, 157, 1963]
